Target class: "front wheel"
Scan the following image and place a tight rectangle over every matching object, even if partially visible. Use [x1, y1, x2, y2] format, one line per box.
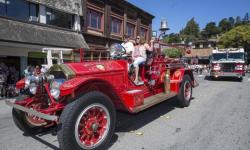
[57, 91, 116, 150]
[177, 75, 193, 107]
[12, 100, 49, 134]
[12, 108, 47, 134]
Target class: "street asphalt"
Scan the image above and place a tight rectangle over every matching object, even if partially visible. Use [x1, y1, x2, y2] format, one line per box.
[0, 73, 250, 150]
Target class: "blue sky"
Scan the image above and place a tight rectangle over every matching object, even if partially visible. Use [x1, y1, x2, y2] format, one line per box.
[128, 0, 250, 33]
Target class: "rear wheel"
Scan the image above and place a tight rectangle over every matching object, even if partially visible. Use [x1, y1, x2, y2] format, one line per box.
[58, 91, 116, 150]
[177, 75, 193, 107]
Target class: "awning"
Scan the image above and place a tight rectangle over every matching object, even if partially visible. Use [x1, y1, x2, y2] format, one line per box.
[0, 17, 89, 50]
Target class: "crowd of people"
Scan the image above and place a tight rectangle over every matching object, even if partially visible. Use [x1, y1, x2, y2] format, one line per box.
[0, 62, 19, 98]
[187, 64, 210, 75]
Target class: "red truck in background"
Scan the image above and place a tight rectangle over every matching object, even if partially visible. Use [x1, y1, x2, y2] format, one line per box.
[210, 48, 247, 81]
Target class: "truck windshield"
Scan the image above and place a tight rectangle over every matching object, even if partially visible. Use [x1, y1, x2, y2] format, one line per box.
[212, 52, 244, 61]
[212, 53, 227, 61]
[228, 52, 244, 61]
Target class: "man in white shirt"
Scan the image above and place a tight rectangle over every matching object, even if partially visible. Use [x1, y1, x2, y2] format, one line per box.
[121, 35, 134, 56]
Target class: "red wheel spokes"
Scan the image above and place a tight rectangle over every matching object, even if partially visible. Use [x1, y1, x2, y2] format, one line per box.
[77, 106, 109, 147]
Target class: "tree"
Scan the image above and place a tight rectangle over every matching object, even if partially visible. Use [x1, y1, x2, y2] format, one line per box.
[202, 22, 220, 39]
[163, 33, 181, 43]
[235, 16, 242, 26]
[228, 17, 235, 28]
[219, 24, 250, 50]
[163, 47, 183, 58]
[218, 18, 231, 33]
[180, 18, 200, 43]
[243, 12, 249, 23]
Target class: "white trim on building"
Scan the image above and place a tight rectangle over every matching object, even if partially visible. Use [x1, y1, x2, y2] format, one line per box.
[39, 5, 46, 24]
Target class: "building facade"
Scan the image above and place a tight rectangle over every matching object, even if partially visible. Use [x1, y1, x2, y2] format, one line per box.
[0, 0, 154, 79]
[0, 0, 86, 79]
[183, 39, 218, 64]
[82, 0, 154, 50]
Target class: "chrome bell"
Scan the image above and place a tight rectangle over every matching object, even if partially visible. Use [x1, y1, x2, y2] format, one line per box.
[160, 19, 169, 32]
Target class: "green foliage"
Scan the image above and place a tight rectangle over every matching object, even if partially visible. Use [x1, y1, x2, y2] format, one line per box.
[219, 24, 250, 49]
[163, 48, 183, 58]
[235, 16, 242, 26]
[228, 17, 235, 28]
[163, 33, 181, 43]
[243, 13, 249, 23]
[219, 18, 232, 33]
[180, 18, 200, 43]
[201, 22, 220, 39]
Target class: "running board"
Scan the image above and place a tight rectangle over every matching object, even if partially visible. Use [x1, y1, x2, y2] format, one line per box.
[132, 92, 176, 113]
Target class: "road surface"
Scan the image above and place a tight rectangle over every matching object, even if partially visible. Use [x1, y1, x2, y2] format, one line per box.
[0, 74, 250, 150]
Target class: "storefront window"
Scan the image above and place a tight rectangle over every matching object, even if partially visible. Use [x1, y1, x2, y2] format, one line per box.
[87, 9, 103, 30]
[0, 0, 38, 21]
[140, 27, 148, 40]
[0, 56, 20, 82]
[126, 23, 135, 38]
[0, 0, 6, 16]
[7, 0, 29, 20]
[46, 8, 74, 29]
[29, 3, 38, 18]
[111, 17, 122, 35]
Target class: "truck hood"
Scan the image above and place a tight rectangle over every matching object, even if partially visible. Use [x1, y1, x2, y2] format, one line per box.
[66, 60, 126, 76]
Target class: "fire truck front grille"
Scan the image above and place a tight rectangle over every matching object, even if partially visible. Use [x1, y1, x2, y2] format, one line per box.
[220, 63, 235, 72]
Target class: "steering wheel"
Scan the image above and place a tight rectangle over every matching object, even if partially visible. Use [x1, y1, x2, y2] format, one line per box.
[110, 43, 126, 59]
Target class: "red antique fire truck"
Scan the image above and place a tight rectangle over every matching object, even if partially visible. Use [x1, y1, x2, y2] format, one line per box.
[5, 23, 198, 149]
[5, 46, 197, 150]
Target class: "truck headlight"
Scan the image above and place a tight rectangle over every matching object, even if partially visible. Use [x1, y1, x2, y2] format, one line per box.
[50, 81, 60, 100]
[24, 77, 31, 89]
[29, 83, 37, 95]
[235, 64, 243, 70]
[213, 64, 221, 71]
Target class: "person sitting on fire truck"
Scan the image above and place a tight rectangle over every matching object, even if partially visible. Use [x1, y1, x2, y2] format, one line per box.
[132, 36, 147, 85]
[144, 38, 154, 54]
[121, 34, 135, 56]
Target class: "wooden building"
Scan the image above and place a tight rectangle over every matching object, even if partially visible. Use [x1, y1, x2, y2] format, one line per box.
[81, 0, 155, 50]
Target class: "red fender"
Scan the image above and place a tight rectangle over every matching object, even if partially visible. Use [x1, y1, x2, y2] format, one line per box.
[60, 77, 129, 111]
[60, 77, 95, 96]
